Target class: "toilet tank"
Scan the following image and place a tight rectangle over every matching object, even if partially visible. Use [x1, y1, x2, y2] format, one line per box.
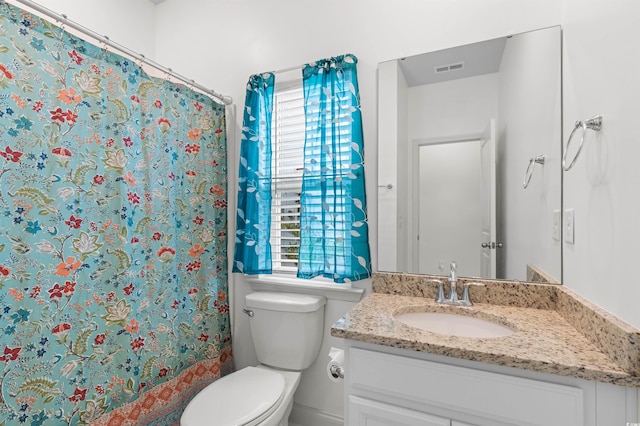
[245, 292, 326, 370]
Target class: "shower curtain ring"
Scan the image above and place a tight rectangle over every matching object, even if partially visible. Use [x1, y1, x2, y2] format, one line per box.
[101, 36, 109, 53]
[138, 54, 145, 69]
[165, 68, 173, 81]
[57, 13, 68, 32]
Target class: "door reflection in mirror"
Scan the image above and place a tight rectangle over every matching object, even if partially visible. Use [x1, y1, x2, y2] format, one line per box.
[378, 26, 562, 283]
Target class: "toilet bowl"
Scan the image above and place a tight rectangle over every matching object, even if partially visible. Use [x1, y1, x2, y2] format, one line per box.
[181, 365, 300, 426]
[181, 292, 326, 426]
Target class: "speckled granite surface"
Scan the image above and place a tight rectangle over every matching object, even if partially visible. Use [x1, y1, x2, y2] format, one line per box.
[331, 272, 640, 387]
[526, 264, 560, 284]
[556, 285, 640, 378]
[371, 272, 558, 309]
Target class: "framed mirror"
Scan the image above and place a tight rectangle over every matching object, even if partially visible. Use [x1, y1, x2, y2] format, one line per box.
[377, 26, 562, 283]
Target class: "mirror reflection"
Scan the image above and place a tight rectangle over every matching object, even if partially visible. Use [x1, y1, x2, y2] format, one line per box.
[377, 26, 562, 283]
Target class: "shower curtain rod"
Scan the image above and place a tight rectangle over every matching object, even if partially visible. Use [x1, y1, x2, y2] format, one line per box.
[10, 0, 232, 105]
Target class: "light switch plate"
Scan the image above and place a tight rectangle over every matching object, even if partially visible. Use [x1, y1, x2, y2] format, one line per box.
[564, 208, 575, 244]
[552, 210, 561, 241]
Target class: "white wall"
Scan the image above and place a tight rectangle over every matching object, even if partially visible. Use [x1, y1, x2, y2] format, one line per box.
[396, 67, 410, 274]
[407, 74, 499, 276]
[151, 0, 561, 422]
[497, 27, 562, 282]
[561, 0, 640, 329]
[377, 61, 401, 272]
[418, 141, 483, 277]
[408, 74, 499, 141]
[377, 60, 410, 273]
[7, 0, 157, 59]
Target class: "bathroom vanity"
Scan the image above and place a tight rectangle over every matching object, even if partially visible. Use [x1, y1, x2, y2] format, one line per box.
[332, 272, 640, 426]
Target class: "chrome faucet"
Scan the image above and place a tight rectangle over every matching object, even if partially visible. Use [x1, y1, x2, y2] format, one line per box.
[459, 282, 485, 306]
[447, 261, 459, 304]
[425, 261, 485, 306]
[425, 278, 446, 303]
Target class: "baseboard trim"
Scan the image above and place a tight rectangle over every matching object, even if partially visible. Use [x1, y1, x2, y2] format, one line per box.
[289, 402, 344, 426]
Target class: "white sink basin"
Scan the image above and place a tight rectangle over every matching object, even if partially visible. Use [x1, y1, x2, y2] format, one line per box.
[394, 312, 514, 338]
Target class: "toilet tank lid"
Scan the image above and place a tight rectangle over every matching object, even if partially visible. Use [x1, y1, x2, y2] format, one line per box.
[246, 292, 326, 312]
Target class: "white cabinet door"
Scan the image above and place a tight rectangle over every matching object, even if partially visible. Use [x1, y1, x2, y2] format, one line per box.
[349, 395, 450, 426]
[350, 348, 584, 426]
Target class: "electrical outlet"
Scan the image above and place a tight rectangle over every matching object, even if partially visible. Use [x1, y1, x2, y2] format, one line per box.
[564, 209, 575, 244]
[552, 210, 561, 241]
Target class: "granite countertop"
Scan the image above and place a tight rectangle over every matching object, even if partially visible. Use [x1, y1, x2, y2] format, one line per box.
[331, 273, 640, 387]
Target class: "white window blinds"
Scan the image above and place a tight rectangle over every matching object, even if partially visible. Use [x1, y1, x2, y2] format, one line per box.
[270, 82, 356, 274]
[270, 86, 304, 272]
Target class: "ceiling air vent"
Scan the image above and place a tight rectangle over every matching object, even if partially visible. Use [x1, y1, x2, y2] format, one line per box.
[434, 61, 465, 74]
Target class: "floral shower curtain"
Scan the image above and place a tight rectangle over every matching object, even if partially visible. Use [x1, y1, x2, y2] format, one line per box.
[0, 3, 232, 425]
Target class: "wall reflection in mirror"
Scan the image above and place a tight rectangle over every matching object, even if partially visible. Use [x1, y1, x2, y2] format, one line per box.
[378, 26, 562, 283]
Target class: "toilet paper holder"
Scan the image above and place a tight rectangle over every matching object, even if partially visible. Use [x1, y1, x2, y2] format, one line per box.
[329, 364, 344, 379]
[327, 347, 345, 381]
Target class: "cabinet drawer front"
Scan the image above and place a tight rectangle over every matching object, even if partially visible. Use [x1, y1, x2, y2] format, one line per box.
[350, 348, 583, 426]
[349, 395, 451, 426]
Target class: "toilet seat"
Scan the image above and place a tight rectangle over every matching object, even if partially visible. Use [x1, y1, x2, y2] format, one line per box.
[181, 366, 286, 426]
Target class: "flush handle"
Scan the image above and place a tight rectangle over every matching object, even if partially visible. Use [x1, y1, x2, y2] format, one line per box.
[242, 308, 254, 317]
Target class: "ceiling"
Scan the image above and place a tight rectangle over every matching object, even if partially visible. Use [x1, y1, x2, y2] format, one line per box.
[398, 36, 507, 87]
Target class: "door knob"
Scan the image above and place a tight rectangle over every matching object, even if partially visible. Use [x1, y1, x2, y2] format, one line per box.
[481, 242, 503, 249]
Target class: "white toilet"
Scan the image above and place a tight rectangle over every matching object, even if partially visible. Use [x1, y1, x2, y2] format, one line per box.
[181, 291, 326, 426]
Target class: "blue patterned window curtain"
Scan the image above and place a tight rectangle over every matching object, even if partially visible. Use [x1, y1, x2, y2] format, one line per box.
[233, 55, 371, 283]
[0, 3, 232, 425]
[298, 54, 370, 283]
[232, 73, 275, 275]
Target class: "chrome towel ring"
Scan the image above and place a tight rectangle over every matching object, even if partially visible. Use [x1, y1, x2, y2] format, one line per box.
[523, 155, 545, 189]
[562, 115, 603, 171]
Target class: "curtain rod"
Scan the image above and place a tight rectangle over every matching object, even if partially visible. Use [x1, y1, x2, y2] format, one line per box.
[269, 53, 353, 75]
[270, 64, 304, 75]
[9, 0, 232, 105]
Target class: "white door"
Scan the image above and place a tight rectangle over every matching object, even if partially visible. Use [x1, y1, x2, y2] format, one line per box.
[418, 141, 483, 277]
[349, 395, 451, 426]
[480, 119, 497, 278]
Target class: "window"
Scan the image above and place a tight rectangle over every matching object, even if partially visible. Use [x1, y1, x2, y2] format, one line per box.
[270, 85, 304, 272]
[234, 55, 371, 283]
[269, 81, 358, 276]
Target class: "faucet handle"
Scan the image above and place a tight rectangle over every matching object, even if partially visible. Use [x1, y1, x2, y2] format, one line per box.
[425, 278, 445, 303]
[449, 261, 457, 282]
[460, 282, 485, 306]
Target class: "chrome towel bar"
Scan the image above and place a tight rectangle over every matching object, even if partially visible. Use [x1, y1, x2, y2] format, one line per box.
[562, 115, 603, 171]
[523, 155, 545, 189]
